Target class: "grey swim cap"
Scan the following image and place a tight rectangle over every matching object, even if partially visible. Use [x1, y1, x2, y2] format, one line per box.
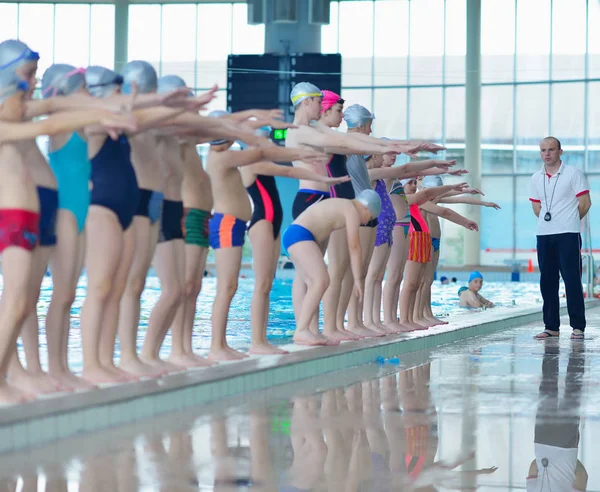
[290, 82, 321, 107]
[0, 39, 39, 73]
[208, 110, 231, 145]
[0, 71, 28, 103]
[355, 189, 382, 219]
[421, 175, 443, 188]
[85, 66, 123, 98]
[41, 64, 86, 98]
[344, 104, 375, 129]
[157, 74, 192, 96]
[400, 178, 417, 186]
[121, 60, 157, 94]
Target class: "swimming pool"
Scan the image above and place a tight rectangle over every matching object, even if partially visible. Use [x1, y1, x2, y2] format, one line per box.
[3, 312, 599, 491]
[22, 271, 546, 373]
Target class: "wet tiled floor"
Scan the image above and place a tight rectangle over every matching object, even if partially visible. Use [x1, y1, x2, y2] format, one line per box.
[2, 308, 599, 491]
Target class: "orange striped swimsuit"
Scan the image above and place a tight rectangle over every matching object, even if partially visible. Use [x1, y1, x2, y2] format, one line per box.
[408, 203, 432, 263]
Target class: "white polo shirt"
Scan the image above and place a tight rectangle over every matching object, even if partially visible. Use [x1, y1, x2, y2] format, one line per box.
[529, 162, 589, 236]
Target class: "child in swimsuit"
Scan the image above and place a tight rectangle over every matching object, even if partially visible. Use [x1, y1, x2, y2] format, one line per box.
[206, 110, 328, 361]
[459, 271, 494, 308]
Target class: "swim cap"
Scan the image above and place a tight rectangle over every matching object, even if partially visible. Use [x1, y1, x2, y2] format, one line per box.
[343, 104, 375, 129]
[400, 178, 417, 186]
[389, 180, 405, 195]
[0, 71, 28, 103]
[355, 189, 382, 219]
[121, 60, 158, 94]
[321, 90, 343, 113]
[85, 66, 123, 98]
[0, 40, 39, 72]
[237, 125, 271, 149]
[440, 276, 448, 282]
[469, 271, 483, 283]
[290, 82, 321, 106]
[208, 110, 231, 145]
[157, 74, 192, 96]
[421, 175, 443, 188]
[458, 286, 468, 296]
[41, 64, 86, 98]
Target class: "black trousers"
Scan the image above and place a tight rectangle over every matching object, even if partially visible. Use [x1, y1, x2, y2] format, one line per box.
[537, 233, 586, 332]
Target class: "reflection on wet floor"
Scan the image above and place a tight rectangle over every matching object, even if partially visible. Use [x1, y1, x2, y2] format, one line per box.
[1, 311, 599, 491]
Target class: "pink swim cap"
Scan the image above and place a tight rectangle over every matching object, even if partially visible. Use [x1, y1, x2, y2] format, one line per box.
[321, 90, 343, 113]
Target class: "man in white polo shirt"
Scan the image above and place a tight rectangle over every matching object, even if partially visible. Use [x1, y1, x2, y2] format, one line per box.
[530, 137, 591, 340]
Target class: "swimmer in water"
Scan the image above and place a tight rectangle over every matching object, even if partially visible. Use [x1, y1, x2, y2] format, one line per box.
[239, 128, 351, 355]
[283, 190, 382, 346]
[459, 271, 494, 309]
[205, 110, 328, 361]
[0, 71, 136, 403]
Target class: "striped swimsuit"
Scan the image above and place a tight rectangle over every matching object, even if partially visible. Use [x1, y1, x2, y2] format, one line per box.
[390, 181, 411, 237]
[408, 203, 432, 263]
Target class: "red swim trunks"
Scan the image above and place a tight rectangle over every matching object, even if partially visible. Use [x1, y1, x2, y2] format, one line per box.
[0, 209, 40, 253]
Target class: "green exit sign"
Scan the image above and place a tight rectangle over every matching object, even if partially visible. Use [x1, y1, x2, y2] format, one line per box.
[273, 129, 287, 141]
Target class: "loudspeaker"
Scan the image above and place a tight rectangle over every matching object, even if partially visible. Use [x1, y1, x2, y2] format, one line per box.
[247, 0, 267, 25]
[309, 0, 330, 25]
[273, 0, 297, 23]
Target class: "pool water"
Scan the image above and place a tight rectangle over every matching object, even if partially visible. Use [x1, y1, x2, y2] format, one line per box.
[21, 270, 545, 373]
[3, 312, 599, 491]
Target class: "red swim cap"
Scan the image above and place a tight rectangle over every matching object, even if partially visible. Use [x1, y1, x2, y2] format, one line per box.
[321, 90, 343, 113]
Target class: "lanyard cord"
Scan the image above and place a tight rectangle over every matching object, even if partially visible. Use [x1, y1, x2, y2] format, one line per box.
[543, 170, 560, 215]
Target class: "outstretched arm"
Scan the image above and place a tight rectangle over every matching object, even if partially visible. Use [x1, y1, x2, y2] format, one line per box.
[407, 183, 469, 206]
[368, 159, 455, 180]
[296, 125, 390, 155]
[248, 161, 350, 186]
[0, 109, 136, 144]
[420, 201, 479, 231]
[438, 197, 500, 209]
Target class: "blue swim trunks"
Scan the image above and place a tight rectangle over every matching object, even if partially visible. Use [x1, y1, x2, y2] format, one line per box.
[282, 224, 316, 255]
[209, 213, 247, 249]
[432, 237, 441, 252]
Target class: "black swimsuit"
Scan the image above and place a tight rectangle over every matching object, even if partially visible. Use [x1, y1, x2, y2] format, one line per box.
[247, 174, 284, 239]
[326, 154, 354, 199]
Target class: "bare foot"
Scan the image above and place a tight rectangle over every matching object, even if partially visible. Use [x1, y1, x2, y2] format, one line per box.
[346, 325, 380, 338]
[208, 347, 247, 361]
[426, 316, 448, 326]
[140, 356, 182, 373]
[364, 323, 388, 337]
[414, 317, 436, 328]
[403, 321, 427, 331]
[249, 342, 289, 355]
[118, 357, 165, 378]
[336, 327, 363, 340]
[323, 330, 357, 342]
[7, 370, 67, 396]
[0, 383, 33, 405]
[102, 363, 139, 382]
[48, 369, 97, 391]
[225, 346, 248, 359]
[82, 366, 126, 386]
[380, 322, 400, 334]
[187, 352, 217, 367]
[293, 331, 332, 346]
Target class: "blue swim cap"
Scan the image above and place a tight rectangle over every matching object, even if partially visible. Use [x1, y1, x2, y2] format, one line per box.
[469, 271, 483, 283]
[440, 276, 448, 282]
[458, 286, 468, 296]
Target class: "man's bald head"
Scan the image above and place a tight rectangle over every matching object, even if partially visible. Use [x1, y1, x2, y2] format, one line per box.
[540, 136, 563, 167]
[541, 136, 561, 150]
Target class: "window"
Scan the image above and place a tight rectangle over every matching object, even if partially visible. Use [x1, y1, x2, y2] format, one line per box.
[481, 176, 514, 258]
[515, 84, 549, 146]
[128, 5, 161, 68]
[373, 88, 407, 139]
[321, 0, 339, 54]
[481, 0, 515, 83]
[516, 0, 550, 81]
[161, 5, 197, 80]
[550, 83, 584, 146]
[408, 88, 443, 141]
[515, 176, 538, 250]
[445, 0, 466, 84]
[482, 85, 513, 146]
[373, 0, 409, 87]
[232, 3, 264, 55]
[551, 0, 586, 80]
[54, 5, 90, 67]
[197, 4, 232, 89]
[587, 83, 600, 171]
[409, 0, 444, 85]
[445, 86, 465, 144]
[338, 1, 373, 86]
[0, 4, 19, 41]
[89, 5, 115, 68]
[589, 0, 600, 79]
[18, 3, 55, 73]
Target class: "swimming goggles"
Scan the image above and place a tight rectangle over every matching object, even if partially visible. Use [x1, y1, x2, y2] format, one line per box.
[42, 67, 86, 97]
[0, 47, 40, 71]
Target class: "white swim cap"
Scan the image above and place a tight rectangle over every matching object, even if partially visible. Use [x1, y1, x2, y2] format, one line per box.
[121, 60, 158, 94]
[355, 189, 382, 219]
[41, 64, 86, 98]
[290, 82, 321, 106]
[0, 40, 39, 73]
[344, 104, 375, 129]
[85, 66, 123, 98]
[157, 74, 192, 96]
[421, 175, 443, 188]
[0, 71, 28, 103]
[208, 110, 231, 145]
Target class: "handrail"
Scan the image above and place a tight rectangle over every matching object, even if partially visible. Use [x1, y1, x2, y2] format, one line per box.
[582, 214, 594, 298]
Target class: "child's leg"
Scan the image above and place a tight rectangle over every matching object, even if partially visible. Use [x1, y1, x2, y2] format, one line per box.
[208, 247, 247, 360]
[248, 221, 287, 355]
[399, 260, 427, 331]
[118, 217, 161, 376]
[140, 239, 184, 368]
[0, 247, 35, 404]
[80, 206, 126, 385]
[289, 242, 333, 346]
[46, 210, 92, 389]
[365, 244, 393, 333]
